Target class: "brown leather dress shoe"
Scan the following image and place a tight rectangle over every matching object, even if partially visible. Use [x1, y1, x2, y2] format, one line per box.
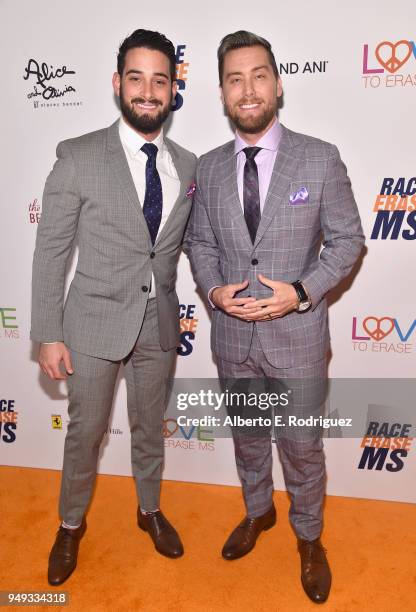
[137, 508, 184, 558]
[298, 538, 332, 603]
[48, 518, 86, 586]
[222, 504, 276, 560]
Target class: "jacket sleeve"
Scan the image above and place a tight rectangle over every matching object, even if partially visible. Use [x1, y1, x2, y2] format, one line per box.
[31, 141, 82, 342]
[182, 160, 224, 300]
[302, 145, 365, 309]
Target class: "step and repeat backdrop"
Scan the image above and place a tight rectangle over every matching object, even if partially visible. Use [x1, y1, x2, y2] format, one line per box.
[1, 0, 415, 503]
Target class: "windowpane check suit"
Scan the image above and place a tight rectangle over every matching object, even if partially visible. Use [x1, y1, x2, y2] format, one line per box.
[184, 123, 364, 538]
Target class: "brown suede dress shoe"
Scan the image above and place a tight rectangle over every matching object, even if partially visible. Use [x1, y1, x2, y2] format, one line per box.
[222, 504, 276, 560]
[298, 538, 332, 603]
[137, 508, 184, 558]
[48, 518, 86, 586]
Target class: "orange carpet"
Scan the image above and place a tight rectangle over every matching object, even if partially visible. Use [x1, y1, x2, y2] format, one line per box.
[1, 466, 415, 611]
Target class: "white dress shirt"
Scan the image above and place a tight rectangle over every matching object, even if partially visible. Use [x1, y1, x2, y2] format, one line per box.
[119, 117, 180, 298]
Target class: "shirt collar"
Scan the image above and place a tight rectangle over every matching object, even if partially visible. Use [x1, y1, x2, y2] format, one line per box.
[234, 117, 281, 155]
[119, 116, 165, 157]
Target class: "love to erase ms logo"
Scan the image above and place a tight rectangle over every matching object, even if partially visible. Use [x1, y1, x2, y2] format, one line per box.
[171, 44, 190, 111]
[0, 399, 18, 444]
[163, 418, 214, 451]
[352, 316, 416, 354]
[362, 39, 416, 88]
[370, 178, 416, 240]
[0, 308, 19, 340]
[358, 421, 413, 472]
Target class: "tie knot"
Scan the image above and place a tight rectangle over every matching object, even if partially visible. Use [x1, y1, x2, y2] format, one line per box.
[141, 142, 158, 159]
[243, 146, 261, 161]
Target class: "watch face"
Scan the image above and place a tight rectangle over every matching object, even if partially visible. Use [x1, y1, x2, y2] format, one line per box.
[298, 300, 311, 312]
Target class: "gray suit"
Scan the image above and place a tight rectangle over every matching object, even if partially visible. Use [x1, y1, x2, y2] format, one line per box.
[184, 124, 364, 538]
[31, 120, 197, 522]
[32, 120, 196, 359]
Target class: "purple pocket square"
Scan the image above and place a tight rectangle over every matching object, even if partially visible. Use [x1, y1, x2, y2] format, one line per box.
[186, 182, 196, 198]
[289, 186, 309, 205]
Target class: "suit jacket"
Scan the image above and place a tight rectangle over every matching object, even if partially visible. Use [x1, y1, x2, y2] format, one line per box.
[183, 124, 364, 368]
[31, 120, 197, 360]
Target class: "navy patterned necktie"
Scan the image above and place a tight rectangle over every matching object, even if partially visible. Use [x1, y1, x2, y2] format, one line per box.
[243, 147, 262, 243]
[141, 142, 163, 245]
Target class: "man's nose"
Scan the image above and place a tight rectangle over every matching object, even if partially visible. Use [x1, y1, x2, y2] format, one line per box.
[243, 77, 255, 97]
[141, 79, 154, 100]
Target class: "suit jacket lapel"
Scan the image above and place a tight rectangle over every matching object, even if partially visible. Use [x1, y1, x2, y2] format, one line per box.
[155, 138, 194, 246]
[254, 124, 298, 247]
[106, 120, 152, 244]
[220, 142, 253, 249]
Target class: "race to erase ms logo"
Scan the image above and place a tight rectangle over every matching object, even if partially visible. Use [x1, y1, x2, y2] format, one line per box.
[177, 304, 198, 357]
[171, 44, 190, 111]
[362, 39, 416, 88]
[352, 315, 416, 354]
[0, 308, 19, 340]
[0, 399, 18, 444]
[370, 178, 416, 240]
[358, 420, 413, 472]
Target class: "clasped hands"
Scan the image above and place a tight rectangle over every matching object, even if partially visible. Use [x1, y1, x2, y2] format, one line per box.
[211, 275, 299, 322]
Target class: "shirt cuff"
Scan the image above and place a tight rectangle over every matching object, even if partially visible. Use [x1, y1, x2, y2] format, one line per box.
[208, 286, 221, 309]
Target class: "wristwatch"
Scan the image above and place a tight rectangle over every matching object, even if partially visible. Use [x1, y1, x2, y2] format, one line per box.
[291, 280, 312, 312]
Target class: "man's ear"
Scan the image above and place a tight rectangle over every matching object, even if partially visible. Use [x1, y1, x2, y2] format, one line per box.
[276, 76, 283, 98]
[219, 85, 225, 106]
[112, 72, 121, 98]
[171, 79, 178, 100]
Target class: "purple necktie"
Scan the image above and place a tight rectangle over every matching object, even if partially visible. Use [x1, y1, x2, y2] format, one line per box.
[243, 147, 261, 243]
[141, 142, 163, 245]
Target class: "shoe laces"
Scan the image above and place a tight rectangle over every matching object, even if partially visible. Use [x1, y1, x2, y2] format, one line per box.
[301, 540, 327, 563]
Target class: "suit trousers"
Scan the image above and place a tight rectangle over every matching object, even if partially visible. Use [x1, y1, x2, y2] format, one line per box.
[216, 325, 327, 541]
[59, 298, 176, 525]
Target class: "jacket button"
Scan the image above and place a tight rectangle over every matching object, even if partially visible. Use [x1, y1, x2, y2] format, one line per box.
[141, 286, 149, 293]
[251, 258, 258, 265]
[150, 252, 155, 259]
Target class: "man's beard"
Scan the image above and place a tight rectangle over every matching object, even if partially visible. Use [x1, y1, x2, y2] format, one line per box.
[120, 86, 171, 134]
[226, 98, 277, 134]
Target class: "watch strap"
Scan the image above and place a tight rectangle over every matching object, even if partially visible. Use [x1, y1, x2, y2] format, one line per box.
[292, 280, 308, 303]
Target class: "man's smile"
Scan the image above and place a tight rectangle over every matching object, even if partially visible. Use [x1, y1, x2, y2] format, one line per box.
[239, 103, 260, 109]
[133, 102, 159, 110]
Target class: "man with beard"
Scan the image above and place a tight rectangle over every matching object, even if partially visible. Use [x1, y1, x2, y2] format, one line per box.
[184, 31, 364, 603]
[31, 29, 197, 585]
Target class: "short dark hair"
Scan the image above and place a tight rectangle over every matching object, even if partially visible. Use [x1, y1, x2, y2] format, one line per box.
[217, 30, 279, 85]
[117, 29, 176, 81]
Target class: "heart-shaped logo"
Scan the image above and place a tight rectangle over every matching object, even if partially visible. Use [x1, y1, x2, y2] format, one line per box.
[163, 418, 178, 438]
[375, 40, 412, 74]
[363, 316, 395, 341]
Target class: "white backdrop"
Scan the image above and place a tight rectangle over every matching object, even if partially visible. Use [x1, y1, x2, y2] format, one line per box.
[1, 0, 415, 503]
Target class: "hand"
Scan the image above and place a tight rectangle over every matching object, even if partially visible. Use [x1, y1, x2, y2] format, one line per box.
[211, 281, 258, 320]
[242, 274, 299, 321]
[38, 342, 74, 380]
